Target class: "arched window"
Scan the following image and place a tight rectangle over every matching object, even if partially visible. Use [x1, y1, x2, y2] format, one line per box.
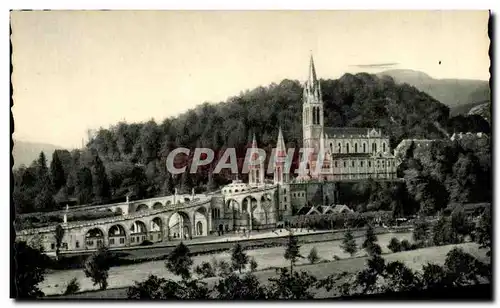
[351, 161, 355, 167]
[383, 143, 386, 153]
[360, 161, 364, 167]
[343, 161, 346, 168]
[355, 143, 358, 153]
[338, 143, 342, 153]
[334, 161, 338, 168]
[368, 161, 372, 167]
[372, 142, 377, 153]
[363, 143, 366, 153]
[316, 108, 321, 125]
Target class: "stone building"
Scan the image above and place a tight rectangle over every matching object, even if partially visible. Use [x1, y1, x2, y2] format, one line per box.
[298, 55, 398, 181]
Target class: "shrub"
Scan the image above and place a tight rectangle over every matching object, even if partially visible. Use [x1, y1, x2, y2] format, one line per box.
[400, 239, 412, 251]
[63, 277, 80, 295]
[194, 261, 216, 278]
[249, 257, 258, 272]
[387, 237, 402, 253]
[307, 247, 320, 264]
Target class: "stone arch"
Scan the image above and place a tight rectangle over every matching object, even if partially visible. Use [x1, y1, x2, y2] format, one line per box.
[150, 217, 164, 242]
[194, 207, 208, 236]
[166, 200, 172, 205]
[85, 227, 105, 249]
[136, 204, 149, 212]
[152, 202, 163, 210]
[130, 220, 148, 245]
[184, 197, 191, 202]
[114, 207, 123, 215]
[168, 211, 191, 240]
[226, 198, 239, 211]
[108, 224, 127, 247]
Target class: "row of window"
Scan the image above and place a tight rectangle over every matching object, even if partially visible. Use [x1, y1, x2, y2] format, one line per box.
[292, 192, 306, 198]
[333, 160, 395, 168]
[330, 141, 387, 154]
[212, 208, 221, 219]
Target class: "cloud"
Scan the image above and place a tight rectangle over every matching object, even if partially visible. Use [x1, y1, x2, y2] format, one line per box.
[350, 63, 400, 69]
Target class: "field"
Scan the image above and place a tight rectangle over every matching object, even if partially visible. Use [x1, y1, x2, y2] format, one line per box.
[44, 232, 412, 296]
[53, 241, 488, 299]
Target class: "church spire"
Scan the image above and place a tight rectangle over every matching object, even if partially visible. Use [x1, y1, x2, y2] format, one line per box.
[308, 53, 318, 85]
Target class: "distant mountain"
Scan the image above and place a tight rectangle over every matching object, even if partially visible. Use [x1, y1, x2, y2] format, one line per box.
[12, 140, 63, 169]
[377, 69, 490, 114]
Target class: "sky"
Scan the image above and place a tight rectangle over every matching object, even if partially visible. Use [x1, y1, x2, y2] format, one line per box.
[11, 10, 490, 149]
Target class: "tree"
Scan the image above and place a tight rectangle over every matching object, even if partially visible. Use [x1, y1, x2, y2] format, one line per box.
[91, 153, 111, 203]
[50, 151, 66, 191]
[83, 246, 111, 290]
[231, 243, 249, 273]
[284, 231, 302, 274]
[476, 208, 491, 256]
[387, 237, 402, 253]
[362, 225, 380, 256]
[450, 207, 473, 242]
[127, 274, 210, 299]
[63, 277, 80, 295]
[412, 219, 430, 246]
[13, 241, 48, 298]
[33, 152, 56, 212]
[249, 257, 258, 272]
[207, 171, 218, 192]
[307, 246, 320, 264]
[54, 224, 65, 261]
[215, 273, 267, 299]
[194, 261, 216, 278]
[127, 275, 170, 299]
[179, 168, 193, 194]
[75, 167, 93, 205]
[267, 267, 317, 299]
[161, 172, 173, 196]
[165, 242, 193, 280]
[341, 229, 358, 257]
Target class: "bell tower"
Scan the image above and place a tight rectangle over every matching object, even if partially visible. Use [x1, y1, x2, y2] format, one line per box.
[302, 54, 324, 172]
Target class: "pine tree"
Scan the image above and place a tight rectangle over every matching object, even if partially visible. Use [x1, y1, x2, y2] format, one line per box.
[50, 151, 66, 191]
[76, 167, 93, 205]
[179, 168, 192, 194]
[362, 224, 380, 256]
[161, 172, 173, 196]
[165, 242, 193, 280]
[341, 229, 358, 257]
[307, 246, 320, 264]
[92, 153, 111, 203]
[284, 231, 302, 274]
[207, 171, 217, 192]
[83, 246, 111, 290]
[34, 152, 55, 211]
[231, 243, 249, 273]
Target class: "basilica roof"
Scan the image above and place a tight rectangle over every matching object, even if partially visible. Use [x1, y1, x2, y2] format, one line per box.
[324, 127, 371, 137]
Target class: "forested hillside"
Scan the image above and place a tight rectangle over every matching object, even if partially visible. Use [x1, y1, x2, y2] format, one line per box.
[13, 73, 491, 217]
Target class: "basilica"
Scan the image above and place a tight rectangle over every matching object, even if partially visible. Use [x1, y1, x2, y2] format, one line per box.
[297, 55, 398, 181]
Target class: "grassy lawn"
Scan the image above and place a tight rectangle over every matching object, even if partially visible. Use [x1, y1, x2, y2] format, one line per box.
[49, 237, 488, 299]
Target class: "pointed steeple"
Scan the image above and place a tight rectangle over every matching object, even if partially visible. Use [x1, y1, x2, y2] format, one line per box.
[276, 127, 286, 159]
[308, 53, 318, 85]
